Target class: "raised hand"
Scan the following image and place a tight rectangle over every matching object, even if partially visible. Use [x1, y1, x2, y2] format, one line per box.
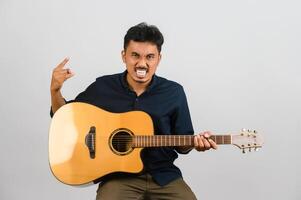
[50, 58, 74, 93]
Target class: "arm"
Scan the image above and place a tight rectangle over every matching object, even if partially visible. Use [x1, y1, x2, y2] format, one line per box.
[172, 86, 195, 154]
[176, 146, 194, 154]
[51, 90, 66, 114]
[173, 87, 217, 153]
[50, 58, 74, 114]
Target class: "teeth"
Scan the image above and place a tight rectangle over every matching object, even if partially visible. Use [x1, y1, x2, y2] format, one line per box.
[136, 69, 147, 78]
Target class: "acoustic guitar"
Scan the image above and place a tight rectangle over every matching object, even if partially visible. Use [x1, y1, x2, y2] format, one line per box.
[49, 102, 264, 185]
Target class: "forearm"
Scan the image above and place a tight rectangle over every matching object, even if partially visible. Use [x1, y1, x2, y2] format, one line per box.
[51, 90, 66, 114]
[176, 146, 194, 154]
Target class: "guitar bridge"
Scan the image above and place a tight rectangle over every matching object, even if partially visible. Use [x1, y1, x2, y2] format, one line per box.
[85, 126, 96, 159]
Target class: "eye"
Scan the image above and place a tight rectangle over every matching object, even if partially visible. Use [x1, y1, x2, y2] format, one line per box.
[146, 54, 155, 60]
[131, 53, 139, 58]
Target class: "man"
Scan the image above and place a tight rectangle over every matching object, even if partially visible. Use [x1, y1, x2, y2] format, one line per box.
[50, 22, 217, 200]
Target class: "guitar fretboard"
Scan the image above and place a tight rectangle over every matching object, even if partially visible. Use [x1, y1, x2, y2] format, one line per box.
[132, 135, 232, 148]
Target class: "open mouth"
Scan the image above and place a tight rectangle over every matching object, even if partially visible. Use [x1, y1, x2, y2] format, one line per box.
[135, 67, 148, 78]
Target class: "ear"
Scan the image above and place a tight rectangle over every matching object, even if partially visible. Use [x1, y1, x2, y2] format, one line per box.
[158, 53, 162, 63]
[121, 50, 126, 63]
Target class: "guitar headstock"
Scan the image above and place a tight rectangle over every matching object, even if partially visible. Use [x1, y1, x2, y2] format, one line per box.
[232, 129, 264, 153]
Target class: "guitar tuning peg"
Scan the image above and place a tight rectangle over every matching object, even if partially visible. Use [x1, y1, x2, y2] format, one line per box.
[249, 148, 252, 152]
[253, 130, 257, 134]
[241, 128, 246, 132]
[255, 148, 260, 152]
[242, 149, 246, 154]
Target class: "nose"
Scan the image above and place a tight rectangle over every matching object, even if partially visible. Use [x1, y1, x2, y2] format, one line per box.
[137, 57, 147, 67]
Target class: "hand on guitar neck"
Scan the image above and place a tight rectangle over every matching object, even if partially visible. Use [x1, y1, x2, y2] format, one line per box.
[177, 131, 218, 153]
[194, 131, 218, 151]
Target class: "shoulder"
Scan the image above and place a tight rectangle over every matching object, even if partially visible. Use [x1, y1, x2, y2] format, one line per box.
[93, 72, 124, 89]
[95, 72, 123, 83]
[155, 75, 185, 93]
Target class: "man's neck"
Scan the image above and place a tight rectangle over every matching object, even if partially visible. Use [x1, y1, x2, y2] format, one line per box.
[126, 74, 151, 96]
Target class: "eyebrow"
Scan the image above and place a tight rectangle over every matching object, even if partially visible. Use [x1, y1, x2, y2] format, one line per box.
[130, 52, 156, 57]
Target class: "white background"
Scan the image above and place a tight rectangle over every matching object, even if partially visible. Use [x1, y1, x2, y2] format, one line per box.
[0, 0, 300, 199]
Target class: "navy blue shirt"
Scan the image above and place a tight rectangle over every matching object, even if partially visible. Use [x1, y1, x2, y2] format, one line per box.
[52, 71, 194, 186]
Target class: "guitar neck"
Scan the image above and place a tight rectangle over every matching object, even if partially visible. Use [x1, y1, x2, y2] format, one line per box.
[132, 135, 232, 148]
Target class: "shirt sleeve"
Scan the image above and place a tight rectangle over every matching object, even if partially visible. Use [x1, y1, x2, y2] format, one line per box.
[172, 86, 194, 154]
[73, 81, 98, 103]
[173, 86, 194, 134]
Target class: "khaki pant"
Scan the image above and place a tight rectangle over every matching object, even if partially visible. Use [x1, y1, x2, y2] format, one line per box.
[96, 174, 197, 200]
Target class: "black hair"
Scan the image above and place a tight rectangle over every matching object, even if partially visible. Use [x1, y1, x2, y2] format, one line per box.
[124, 22, 164, 52]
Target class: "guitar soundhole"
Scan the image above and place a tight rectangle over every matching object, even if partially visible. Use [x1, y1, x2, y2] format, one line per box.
[110, 129, 133, 155]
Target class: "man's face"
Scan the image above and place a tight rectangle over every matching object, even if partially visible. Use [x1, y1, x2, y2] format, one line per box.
[122, 40, 161, 85]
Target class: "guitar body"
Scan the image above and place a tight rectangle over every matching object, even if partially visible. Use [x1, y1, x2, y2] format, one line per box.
[49, 102, 154, 185]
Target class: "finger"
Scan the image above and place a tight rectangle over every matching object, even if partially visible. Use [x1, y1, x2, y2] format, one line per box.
[194, 135, 198, 148]
[52, 69, 74, 84]
[208, 139, 218, 150]
[194, 135, 202, 151]
[59, 68, 73, 74]
[65, 71, 75, 80]
[56, 57, 69, 69]
[203, 131, 212, 139]
[196, 135, 205, 151]
[201, 137, 211, 149]
[55, 69, 75, 78]
[198, 135, 205, 148]
[55, 69, 70, 74]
